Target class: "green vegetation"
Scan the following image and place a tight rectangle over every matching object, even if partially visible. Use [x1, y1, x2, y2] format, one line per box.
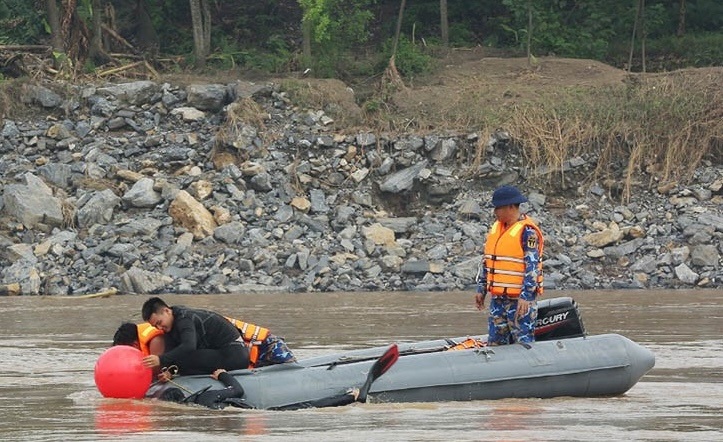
[0, 0, 44, 44]
[382, 36, 433, 78]
[1, 1, 720, 197]
[1, 1, 720, 78]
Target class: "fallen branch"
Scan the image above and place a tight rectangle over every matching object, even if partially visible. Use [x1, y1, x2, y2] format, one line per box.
[0, 45, 52, 52]
[108, 52, 146, 60]
[144, 60, 159, 78]
[101, 23, 136, 52]
[96, 60, 144, 77]
[61, 287, 118, 299]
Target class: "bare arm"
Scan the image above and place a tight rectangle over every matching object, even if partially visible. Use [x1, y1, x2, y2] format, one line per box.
[148, 335, 165, 355]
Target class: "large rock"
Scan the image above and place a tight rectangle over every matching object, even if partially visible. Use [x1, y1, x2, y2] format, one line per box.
[77, 189, 121, 228]
[401, 259, 444, 274]
[122, 178, 162, 208]
[379, 160, 428, 193]
[37, 163, 73, 189]
[214, 221, 246, 244]
[186, 84, 228, 112]
[170, 107, 206, 122]
[309, 189, 330, 213]
[168, 190, 218, 239]
[674, 263, 699, 285]
[97, 81, 161, 105]
[583, 222, 624, 248]
[451, 256, 481, 279]
[229, 81, 273, 100]
[1, 260, 41, 295]
[430, 138, 457, 161]
[119, 267, 173, 294]
[362, 223, 396, 246]
[20, 84, 63, 108]
[691, 244, 719, 268]
[377, 217, 417, 233]
[6, 244, 37, 263]
[2, 174, 64, 228]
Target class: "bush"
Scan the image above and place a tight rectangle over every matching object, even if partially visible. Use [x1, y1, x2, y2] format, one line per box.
[504, 73, 722, 200]
[383, 36, 433, 78]
[0, 1, 45, 44]
[646, 32, 723, 69]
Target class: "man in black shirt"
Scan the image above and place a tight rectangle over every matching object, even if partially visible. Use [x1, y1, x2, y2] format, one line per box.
[140, 297, 250, 376]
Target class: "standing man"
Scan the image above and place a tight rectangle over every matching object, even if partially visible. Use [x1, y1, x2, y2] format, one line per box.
[141, 297, 250, 375]
[475, 185, 544, 345]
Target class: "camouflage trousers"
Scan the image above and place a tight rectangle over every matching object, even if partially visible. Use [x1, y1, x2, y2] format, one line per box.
[488, 296, 537, 345]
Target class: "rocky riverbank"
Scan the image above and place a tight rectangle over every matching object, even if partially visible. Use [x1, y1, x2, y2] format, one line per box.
[0, 79, 721, 296]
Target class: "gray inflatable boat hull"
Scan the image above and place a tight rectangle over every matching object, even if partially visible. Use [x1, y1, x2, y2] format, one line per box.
[146, 333, 655, 409]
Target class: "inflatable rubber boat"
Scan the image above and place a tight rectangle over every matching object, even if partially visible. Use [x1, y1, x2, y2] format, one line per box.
[146, 297, 655, 409]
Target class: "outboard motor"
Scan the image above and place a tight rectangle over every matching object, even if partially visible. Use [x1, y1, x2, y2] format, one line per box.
[534, 297, 586, 341]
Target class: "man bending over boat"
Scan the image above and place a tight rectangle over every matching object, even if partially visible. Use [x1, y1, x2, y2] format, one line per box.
[475, 185, 544, 345]
[140, 297, 250, 376]
[112, 317, 295, 369]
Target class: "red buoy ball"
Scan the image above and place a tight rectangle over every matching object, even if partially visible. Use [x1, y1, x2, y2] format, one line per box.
[94, 346, 152, 399]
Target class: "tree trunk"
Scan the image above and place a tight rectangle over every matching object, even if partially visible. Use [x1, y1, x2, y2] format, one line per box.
[45, 0, 64, 53]
[628, 0, 642, 72]
[391, 0, 407, 57]
[190, 0, 211, 68]
[440, 0, 449, 48]
[382, 0, 408, 92]
[88, 0, 111, 65]
[42, 0, 105, 78]
[640, 0, 646, 73]
[202, 0, 211, 56]
[526, 0, 533, 67]
[134, 0, 160, 56]
[302, 15, 312, 67]
[677, 0, 686, 37]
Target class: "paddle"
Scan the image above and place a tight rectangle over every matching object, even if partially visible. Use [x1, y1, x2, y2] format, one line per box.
[357, 343, 399, 403]
[314, 343, 451, 369]
[266, 343, 400, 410]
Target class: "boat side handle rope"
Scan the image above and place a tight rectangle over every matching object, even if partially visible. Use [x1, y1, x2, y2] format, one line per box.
[474, 348, 495, 360]
[160, 365, 195, 395]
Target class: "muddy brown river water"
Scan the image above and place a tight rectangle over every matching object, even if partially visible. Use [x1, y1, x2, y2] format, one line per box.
[0, 289, 721, 441]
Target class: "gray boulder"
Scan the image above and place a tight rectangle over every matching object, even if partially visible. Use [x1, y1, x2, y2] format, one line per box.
[77, 189, 121, 228]
[2, 174, 64, 228]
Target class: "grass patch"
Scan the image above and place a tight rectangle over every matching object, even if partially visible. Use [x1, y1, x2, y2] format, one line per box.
[498, 71, 722, 200]
[279, 78, 364, 127]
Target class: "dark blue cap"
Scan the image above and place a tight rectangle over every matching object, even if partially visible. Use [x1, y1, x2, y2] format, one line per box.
[491, 185, 527, 208]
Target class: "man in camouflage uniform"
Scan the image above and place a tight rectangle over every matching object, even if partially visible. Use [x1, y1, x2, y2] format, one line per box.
[475, 185, 544, 345]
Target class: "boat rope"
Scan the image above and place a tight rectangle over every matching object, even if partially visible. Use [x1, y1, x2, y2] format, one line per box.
[160, 365, 194, 395]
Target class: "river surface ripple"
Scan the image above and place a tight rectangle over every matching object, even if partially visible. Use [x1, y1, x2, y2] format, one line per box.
[0, 289, 721, 441]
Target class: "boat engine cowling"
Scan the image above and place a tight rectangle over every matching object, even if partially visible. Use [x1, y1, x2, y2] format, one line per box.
[534, 297, 586, 341]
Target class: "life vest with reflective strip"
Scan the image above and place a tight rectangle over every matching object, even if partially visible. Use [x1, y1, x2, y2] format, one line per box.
[483, 216, 544, 298]
[137, 322, 164, 356]
[448, 337, 486, 351]
[225, 317, 271, 368]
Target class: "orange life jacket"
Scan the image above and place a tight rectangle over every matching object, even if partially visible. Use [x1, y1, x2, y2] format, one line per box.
[483, 216, 544, 298]
[225, 317, 271, 368]
[448, 337, 486, 351]
[137, 322, 164, 356]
